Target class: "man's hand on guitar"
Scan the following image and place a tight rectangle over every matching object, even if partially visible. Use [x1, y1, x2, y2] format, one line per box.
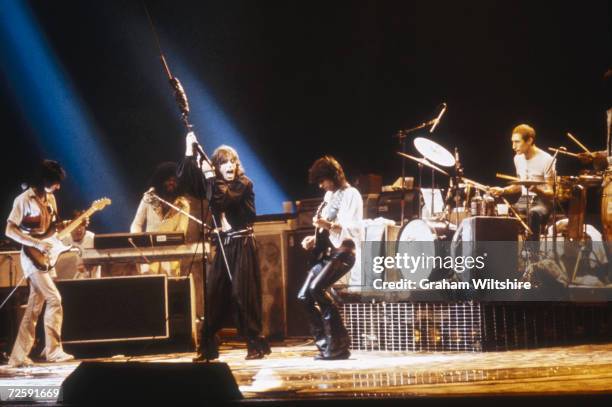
[313, 218, 331, 230]
[34, 240, 52, 254]
[301, 235, 315, 250]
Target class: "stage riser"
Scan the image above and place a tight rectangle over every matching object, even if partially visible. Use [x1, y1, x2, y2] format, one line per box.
[481, 303, 612, 350]
[342, 302, 483, 352]
[342, 302, 612, 352]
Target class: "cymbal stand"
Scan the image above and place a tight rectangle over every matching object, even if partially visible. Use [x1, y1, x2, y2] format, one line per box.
[395, 118, 436, 224]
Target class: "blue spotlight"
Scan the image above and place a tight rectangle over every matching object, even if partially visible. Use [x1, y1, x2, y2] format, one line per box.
[166, 56, 288, 215]
[0, 0, 130, 230]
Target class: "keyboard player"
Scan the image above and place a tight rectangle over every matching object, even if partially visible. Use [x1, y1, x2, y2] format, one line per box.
[130, 162, 190, 276]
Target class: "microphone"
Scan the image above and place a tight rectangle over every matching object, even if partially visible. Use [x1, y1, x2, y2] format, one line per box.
[169, 77, 190, 117]
[430, 103, 447, 133]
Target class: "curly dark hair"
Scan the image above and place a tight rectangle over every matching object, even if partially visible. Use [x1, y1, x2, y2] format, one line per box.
[29, 159, 66, 189]
[308, 156, 347, 188]
[148, 161, 179, 198]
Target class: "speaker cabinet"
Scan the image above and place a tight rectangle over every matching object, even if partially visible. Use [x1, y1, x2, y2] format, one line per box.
[167, 276, 197, 350]
[454, 216, 521, 286]
[377, 190, 422, 223]
[0, 251, 25, 287]
[60, 361, 242, 404]
[253, 220, 292, 339]
[284, 228, 316, 337]
[56, 275, 168, 343]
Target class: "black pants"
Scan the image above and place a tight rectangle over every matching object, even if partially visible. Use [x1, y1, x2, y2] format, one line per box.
[517, 196, 551, 241]
[200, 235, 264, 357]
[297, 248, 355, 358]
[528, 201, 551, 241]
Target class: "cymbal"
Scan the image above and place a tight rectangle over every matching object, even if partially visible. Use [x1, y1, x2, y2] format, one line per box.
[508, 180, 546, 186]
[413, 137, 455, 167]
[396, 152, 449, 176]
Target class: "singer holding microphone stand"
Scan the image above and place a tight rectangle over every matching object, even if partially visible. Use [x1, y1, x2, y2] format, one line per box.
[180, 133, 270, 361]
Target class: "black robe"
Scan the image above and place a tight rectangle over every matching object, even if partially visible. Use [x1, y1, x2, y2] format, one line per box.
[178, 156, 263, 341]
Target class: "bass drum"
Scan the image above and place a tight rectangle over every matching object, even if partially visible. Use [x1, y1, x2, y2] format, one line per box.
[396, 219, 455, 282]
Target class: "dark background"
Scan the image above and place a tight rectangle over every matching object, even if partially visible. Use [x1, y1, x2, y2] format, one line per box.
[1, 0, 611, 232]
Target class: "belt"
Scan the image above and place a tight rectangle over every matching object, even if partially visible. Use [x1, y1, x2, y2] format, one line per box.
[219, 227, 254, 245]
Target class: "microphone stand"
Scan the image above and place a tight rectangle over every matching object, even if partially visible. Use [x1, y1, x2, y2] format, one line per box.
[546, 147, 562, 264]
[144, 3, 232, 363]
[395, 118, 436, 224]
[395, 131, 407, 225]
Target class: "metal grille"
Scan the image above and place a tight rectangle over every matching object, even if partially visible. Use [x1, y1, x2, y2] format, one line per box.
[342, 302, 482, 352]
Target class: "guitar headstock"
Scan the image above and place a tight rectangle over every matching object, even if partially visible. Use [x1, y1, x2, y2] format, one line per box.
[92, 198, 112, 211]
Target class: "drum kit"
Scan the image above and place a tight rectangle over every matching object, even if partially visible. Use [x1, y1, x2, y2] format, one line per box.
[395, 133, 532, 246]
[392, 126, 612, 286]
[395, 136, 458, 247]
[394, 130, 609, 251]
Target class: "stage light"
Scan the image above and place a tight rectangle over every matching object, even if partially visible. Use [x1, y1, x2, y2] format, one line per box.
[162, 54, 288, 215]
[0, 0, 131, 230]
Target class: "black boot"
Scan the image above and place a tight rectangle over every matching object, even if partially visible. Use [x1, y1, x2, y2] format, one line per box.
[194, 334, 220, 362]
[316, 305, 350, 360]
[245, 336, 271, 360]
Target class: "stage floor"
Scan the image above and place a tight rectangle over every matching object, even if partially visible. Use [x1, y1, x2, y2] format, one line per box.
[1, 340, 611, 402]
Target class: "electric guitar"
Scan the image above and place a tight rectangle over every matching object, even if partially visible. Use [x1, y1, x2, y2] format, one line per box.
[311, 201, 331, 263]
[24, 198, 111, 271]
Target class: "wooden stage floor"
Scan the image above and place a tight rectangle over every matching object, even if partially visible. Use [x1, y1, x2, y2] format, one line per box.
[1, 340, 611, 403]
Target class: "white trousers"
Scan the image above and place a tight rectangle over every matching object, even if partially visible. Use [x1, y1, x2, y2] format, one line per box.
[9, 269, 64, 364]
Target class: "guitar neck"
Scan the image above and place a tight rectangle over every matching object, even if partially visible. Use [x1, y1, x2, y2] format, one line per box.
[56, 206, 98, 240]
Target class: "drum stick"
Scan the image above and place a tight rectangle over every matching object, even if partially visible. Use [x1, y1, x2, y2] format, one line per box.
[566, 132, 592, 154]
[461, 177, 489, 192]
[500, 196, 533, 236]
[548, 147, 579, 158]
[496, 173, 520, 182]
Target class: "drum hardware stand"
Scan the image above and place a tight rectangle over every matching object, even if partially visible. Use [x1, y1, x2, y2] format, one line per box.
[429, 168, 436, 218]
[396, 128, 423, 225]
[394, 130, 408, 225]
[394, 109, 443, 225]
[547, 147, 564, 265]
[569, 226, 592, 284]
[449, 147, 464, 223]
[545, 146, 591, 284]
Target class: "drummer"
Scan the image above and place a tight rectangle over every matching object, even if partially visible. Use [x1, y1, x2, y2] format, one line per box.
[490, 124, 555, 240]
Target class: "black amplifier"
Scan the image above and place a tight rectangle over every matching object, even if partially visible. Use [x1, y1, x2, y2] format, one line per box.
[377, 189, 422, 223]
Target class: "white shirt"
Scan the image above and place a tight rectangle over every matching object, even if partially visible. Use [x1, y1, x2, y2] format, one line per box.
[7, 188, 58, 278]
[513, 148, 555, 195]
[322, 186, 364, 248]
[321, 185, 364, 285]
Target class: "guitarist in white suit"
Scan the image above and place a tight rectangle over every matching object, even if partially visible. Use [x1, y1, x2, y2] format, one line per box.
[6, 160, 74, 367]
